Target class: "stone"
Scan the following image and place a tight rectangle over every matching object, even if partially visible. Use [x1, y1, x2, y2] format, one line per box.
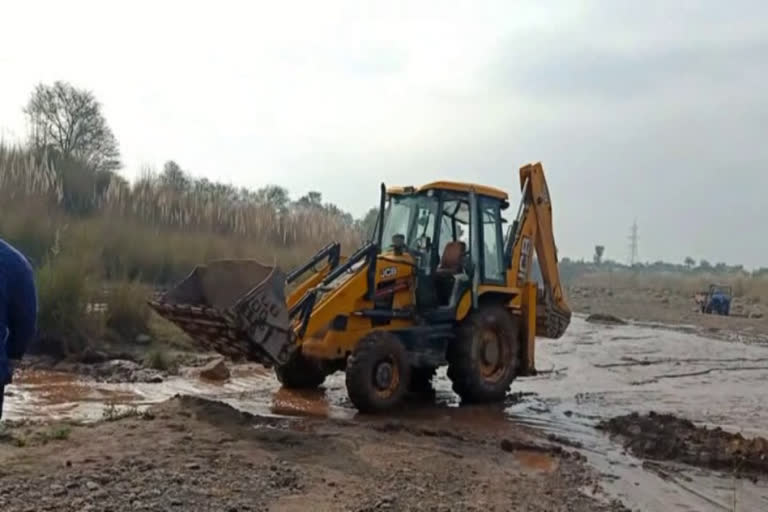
[585, 313, 626, 325]
[199, 359, 230, 381]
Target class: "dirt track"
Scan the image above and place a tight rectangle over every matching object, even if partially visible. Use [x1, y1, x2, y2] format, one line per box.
[0, 395, 625, 512]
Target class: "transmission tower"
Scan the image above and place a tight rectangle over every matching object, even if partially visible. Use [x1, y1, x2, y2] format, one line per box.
[628, 219, 638, 266]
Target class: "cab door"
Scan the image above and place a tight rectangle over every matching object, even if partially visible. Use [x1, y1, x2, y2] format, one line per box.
[468, 191, 507, 308]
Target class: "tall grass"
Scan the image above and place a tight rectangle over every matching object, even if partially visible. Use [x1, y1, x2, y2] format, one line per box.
[34, 253, 100, 356]
[1, 143, 365, 354]
[1, 143, 364, 281]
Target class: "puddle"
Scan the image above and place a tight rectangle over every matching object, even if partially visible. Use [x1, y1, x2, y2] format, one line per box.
[270, 388, 333, 418]
[506, 315, 768, 511]
[4, 315, 768, 510]
[513, 450, 558, 473]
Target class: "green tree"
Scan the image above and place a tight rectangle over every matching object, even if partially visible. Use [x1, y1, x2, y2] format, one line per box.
[256, 185, 290, 212]
[297, 191, 323, 207]
[160, 160, 190, 192]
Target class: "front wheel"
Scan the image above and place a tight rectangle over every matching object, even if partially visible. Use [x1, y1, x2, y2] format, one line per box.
[345, 331, 411, 413]
[447, 304, 521, 404]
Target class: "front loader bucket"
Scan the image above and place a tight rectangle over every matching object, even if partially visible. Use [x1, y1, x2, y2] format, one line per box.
[148, 259, 296, 367]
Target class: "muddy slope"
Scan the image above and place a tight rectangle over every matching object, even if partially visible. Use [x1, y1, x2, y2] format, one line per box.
[598, 411, 768, 477]
[0, 395, 627, 512]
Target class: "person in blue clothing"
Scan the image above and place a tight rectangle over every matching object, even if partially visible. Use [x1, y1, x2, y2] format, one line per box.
[0, 238, 38, 420]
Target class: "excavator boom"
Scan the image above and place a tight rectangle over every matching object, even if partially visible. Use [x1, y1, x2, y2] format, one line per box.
[507, 162, 571, 338]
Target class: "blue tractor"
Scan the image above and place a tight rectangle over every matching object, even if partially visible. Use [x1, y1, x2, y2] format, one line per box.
[701, 284, 732, 316]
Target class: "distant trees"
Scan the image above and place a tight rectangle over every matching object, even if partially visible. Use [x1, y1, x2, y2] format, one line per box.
[297, 191, 323, 207]
[255, 185, 290, 212]
[160, 160, 190, 192]
[559, 256, 756, 283]
[358, 207, 379, 240]
[593, 245, 605, 265]
[25, 81, 121, 173]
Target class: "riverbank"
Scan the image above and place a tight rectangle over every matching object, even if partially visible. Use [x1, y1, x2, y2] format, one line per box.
[567, 284, 768, 345]
[4, 282, 768, 511]
[0, 394, 626, 512]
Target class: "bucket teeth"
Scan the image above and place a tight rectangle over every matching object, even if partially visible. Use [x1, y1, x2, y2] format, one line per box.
[147, 259, 295, 366]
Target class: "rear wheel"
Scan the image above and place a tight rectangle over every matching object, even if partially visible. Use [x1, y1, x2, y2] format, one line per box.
[275, 352, 327, 389]
[345, 331, 411, 413]
[447, 304, 521, 403]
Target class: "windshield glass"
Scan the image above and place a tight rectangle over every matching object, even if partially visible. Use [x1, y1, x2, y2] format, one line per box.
[380, 193, 438, 251]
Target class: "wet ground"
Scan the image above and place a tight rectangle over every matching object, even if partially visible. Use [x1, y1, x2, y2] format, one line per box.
[5, 314, 768, 511]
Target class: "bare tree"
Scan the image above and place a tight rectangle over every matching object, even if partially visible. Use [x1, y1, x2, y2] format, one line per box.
[24, 81, 121, 172]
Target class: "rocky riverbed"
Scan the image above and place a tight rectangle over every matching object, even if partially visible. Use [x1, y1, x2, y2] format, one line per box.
[0, 395, 626, 512]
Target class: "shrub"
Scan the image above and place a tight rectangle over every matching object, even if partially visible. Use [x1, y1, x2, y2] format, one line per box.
[34, 253, 95, 356]
[105, 280, 152, 340]
[143, 344, 173, 371]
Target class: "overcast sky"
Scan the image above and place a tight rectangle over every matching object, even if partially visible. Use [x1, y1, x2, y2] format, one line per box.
[1, 1, 766, 267]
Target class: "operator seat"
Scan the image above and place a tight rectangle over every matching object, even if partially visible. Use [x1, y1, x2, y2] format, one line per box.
[437, 241, 466, 274]
[434, 241, 466, 305]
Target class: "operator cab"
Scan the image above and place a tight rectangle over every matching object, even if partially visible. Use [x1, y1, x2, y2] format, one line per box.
[374, 182, 509, 316]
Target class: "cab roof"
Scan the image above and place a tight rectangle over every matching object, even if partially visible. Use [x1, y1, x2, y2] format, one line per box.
[386, 181, 508, 201]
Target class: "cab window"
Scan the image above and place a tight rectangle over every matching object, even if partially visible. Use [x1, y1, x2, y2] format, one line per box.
[480, 197, 504, 283]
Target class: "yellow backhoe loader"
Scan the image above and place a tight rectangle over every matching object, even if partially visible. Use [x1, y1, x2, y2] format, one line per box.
[148, 162, 571, 412]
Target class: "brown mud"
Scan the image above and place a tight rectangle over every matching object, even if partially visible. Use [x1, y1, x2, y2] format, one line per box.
[585, 313, 627, 325]
[0, 394, 626, 512]
[4, 285, 768, 510]
[598, 411, 768, 477]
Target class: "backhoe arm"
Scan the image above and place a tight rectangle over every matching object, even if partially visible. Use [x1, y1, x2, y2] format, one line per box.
[507, 162, 571, 338]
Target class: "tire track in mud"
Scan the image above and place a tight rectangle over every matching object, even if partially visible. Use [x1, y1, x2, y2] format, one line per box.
[631, 365, 768, 386]
[6, 315, 768, 511]
[506, 315, 768, 512]
[595, 356, 768, 368]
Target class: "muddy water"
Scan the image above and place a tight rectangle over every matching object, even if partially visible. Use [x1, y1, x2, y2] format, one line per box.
[506, 316, 768, 512]
[4, 363, 356, 423]
[5, 315, 768, 510]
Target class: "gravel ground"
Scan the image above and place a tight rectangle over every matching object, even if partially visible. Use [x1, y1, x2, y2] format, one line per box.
[0, 395, 628, 512]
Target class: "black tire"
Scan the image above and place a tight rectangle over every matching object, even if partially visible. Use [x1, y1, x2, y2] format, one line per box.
[345, 331, 411, 413]
[275, 352, 327, 389]
[447, 304, 521, 404]
[409, 366, 437, 395]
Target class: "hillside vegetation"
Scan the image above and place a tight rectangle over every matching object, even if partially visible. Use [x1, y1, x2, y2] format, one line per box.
[1, 82, 373, 357]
